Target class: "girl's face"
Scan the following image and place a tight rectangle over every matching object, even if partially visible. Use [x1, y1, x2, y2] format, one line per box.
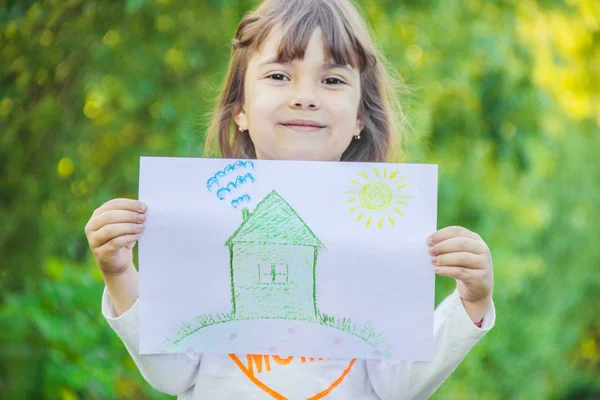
[235, 27, 363, 161]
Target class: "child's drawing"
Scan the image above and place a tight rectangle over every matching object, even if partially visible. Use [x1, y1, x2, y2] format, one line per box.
[206, 160, 256, 208]
[139, 157, 438, 360]
[162, 189, 390, 357]
[344, 168, 412, 228]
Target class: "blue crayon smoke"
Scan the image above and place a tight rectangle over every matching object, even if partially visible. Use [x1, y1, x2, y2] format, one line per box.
[215, 173, 256, 200]
[206, 161, 256, 208]
[231, 195, 251, 208]
[206, 161, 255, 192]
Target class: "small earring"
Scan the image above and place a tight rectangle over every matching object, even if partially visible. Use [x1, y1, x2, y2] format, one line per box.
[238, 126, 244, 132]
[354, 134, 361, 140]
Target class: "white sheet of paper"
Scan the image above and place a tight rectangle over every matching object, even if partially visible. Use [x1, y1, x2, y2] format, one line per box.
[138, 157, 437, 360]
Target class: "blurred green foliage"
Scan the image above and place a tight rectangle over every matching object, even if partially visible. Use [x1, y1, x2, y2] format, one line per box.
[1, 0, 599, 399]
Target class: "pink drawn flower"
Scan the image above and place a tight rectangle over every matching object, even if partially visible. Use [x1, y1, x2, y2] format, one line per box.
[372, 350, 381, 356]
[268, 346, 277, 353]
[229, 333, 237, 340]
[288, 328, 296, 334]
[333, 337, 342, 344]
[185, 346, 194, 353]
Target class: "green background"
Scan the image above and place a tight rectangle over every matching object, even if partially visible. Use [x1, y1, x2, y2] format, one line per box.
[1, 0, 599, 398]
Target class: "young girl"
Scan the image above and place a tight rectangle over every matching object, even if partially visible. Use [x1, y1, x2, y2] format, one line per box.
[85, 0, 495, 398]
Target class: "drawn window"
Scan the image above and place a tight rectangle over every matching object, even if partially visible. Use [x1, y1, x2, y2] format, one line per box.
[258, 263, 272, 284]
[258, 263, 289, 284]
[274, 264, 288, 283]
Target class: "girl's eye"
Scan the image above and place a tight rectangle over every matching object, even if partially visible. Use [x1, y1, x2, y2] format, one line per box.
[323, 77, 345, 85]
[267, 73, 289, 81]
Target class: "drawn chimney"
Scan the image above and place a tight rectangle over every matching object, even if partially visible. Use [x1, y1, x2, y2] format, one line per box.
[241, 208, 250, 222]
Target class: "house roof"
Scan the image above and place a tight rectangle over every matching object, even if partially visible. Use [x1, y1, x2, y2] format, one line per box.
[225, 190, 324, 248]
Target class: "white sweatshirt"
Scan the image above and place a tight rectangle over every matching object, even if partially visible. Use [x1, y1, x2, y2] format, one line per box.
[103, 288, 495, 399]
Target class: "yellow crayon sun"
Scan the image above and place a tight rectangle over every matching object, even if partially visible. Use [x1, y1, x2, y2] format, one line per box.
[343, 168, 411, 228]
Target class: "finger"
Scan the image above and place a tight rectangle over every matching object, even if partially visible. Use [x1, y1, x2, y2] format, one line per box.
[87, 209, 146, 232]
[427, 226, 480, 246]
[431, 252, 484, 269]
[92, 198, 147, 217]
[89, 223, 144, 249]
[96, 233, 140, 254]
[430, 237, 488, 256]
[433, 266, 471, 281]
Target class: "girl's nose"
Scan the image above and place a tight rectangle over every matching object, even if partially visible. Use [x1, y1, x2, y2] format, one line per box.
[290, 88, 320, 110]
[292, 101, 319, 110]
[292, 101, 318, 110]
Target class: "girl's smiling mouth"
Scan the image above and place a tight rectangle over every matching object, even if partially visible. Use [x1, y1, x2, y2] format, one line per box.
[280, 119, 327, 132]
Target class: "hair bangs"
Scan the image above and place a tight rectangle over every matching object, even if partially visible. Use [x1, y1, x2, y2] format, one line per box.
[252, 0, 369, 71]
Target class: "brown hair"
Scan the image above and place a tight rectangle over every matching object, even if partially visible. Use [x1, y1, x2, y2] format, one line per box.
[204, 0, 406, 162]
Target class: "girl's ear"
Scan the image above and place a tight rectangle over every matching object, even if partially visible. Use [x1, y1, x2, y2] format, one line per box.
[355, 118, 365, 137]
[233, 105, 249, 131]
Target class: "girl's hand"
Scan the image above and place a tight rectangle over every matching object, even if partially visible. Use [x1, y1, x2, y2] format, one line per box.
[428, 226, 494, 321]
[85, 198, 147, 276]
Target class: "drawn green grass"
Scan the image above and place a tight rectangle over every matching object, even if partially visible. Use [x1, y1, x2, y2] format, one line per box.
[317, 312, 391, 358]
[162, 312, 234, 350]
[164, 309, 391, 358]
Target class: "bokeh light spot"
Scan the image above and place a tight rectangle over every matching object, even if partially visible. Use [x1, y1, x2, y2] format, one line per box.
[103, 30, 120, 47]
[84, 100, 102, 119]
[57, 157, 75, 178]
[405, 44, 423, 64]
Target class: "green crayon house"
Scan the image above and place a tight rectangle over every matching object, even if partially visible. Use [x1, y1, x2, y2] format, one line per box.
[225, 191, 325, 322]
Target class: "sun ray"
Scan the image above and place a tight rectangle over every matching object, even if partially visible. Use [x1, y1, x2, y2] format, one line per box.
[395, 200, 408, 206]
[365, 216, 372, 228]
[389, 169, 399, 180]
[350, 179, 362, 185]
[378, 218, 384, 228]
[342, 197, 357, 204]
[358, 171, 369, 179]
[356, 213, 365, 222]
[396, 184, 408, 190]
[383, 169, 388, 179]
[388, 216, 396, 227]
[347, 206, 360, 214]
[395, 176, 406, 184]
[373, 168, 381, 178]
[392, 206, 404, 216]
[344, 190, 357, 194]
